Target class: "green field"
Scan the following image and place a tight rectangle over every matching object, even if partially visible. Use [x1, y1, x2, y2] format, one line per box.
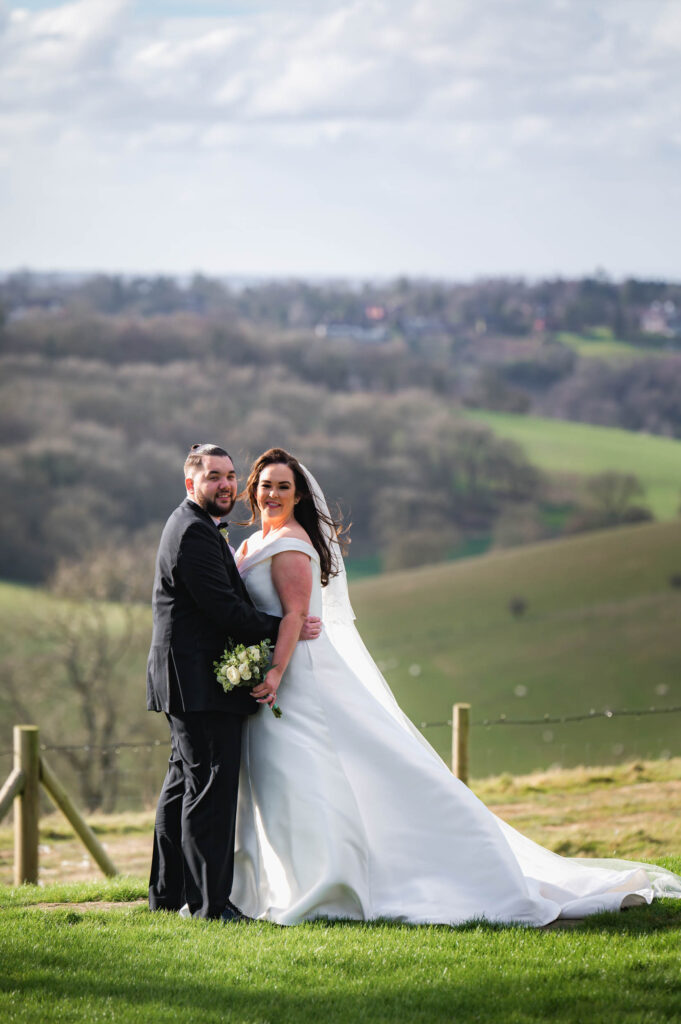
[466, 410, 681, 521]
[351, 519, 681, 776]
[555, 329, 664, 361]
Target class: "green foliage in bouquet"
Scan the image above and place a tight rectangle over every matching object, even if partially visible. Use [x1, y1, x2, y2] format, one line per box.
[214, 638, 282, 717]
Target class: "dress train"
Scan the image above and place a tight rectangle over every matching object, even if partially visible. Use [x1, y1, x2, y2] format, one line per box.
[231, 533, 681, 926]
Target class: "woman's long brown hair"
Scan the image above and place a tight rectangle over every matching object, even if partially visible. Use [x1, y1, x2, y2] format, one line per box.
[240, 448, 347, 586]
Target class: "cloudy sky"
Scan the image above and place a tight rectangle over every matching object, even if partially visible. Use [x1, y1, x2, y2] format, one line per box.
[1, 0, 680, 280]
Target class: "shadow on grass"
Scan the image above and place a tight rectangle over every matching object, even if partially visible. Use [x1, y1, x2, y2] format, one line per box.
[116, 900, 681, 938]
[3, 891, 681, 935]
[573, 899, 681, 934]
[2, 933, 679, 1024]
[3, 855, 681, 944]
[300, 901, 681, 936]
[3, 903, 681, 1023]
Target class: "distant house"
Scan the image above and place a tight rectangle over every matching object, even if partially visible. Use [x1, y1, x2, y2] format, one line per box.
[400, 316, 447, 340]
[314, 323, 389, 343]
[640, 300, 681, 338]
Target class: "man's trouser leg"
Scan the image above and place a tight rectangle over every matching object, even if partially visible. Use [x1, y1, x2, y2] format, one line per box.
[149, 714, 191, 912]
[169, 710, 244, 920]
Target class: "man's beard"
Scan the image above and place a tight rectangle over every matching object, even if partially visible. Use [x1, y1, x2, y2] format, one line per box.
[194, 489, 235, 518]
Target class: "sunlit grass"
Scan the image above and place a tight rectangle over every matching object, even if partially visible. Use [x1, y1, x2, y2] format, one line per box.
[1, 891, 681, 1024]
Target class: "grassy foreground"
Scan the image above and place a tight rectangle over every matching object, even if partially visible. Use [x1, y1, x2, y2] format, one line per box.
[2, 762, 681, 1022]
[1, 878, 681, 1024]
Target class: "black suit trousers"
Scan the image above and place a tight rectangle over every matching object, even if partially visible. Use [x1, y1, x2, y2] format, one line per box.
[149, 710, 244, 919]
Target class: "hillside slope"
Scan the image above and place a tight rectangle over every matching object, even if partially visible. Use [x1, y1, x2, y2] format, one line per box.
[350, 519, 681, 776]
[466, 411, 681, 520]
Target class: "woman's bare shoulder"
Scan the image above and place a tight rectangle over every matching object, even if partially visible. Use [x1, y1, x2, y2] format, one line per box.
[277, 523, 313, 546]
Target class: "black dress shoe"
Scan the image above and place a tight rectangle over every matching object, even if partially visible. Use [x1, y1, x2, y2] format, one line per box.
[220, 904, 253, 923]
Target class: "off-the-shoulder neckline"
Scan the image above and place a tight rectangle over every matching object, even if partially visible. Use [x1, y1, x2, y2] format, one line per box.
[238, 530, 319, 565]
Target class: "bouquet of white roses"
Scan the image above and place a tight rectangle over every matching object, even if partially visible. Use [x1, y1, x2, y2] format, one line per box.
[214, 638, 282, 717]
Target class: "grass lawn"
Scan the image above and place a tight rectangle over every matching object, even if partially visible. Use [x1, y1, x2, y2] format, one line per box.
[1, 878, 681, 1023]
[465, 410, 681, 521]
[2, 763, 681, 1022]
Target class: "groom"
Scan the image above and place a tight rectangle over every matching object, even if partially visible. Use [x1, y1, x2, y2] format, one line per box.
[147, 442, 320, 920]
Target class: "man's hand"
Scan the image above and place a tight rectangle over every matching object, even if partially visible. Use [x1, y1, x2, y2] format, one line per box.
[300, 616, 322, 641]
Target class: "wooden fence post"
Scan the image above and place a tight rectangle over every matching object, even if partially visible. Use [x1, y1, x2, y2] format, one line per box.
[0, 765, 25, 823]
[452, 703, 471, 786]
[0, 724, 119, 884]
[14, 725, 40, 885]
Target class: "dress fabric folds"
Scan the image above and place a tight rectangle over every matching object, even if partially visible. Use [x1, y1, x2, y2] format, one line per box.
[231, 533, 681, 926]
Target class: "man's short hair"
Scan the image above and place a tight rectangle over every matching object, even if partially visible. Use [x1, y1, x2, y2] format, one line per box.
[184, 443, 232, 479]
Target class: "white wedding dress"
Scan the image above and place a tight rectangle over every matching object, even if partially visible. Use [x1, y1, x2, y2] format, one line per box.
[232, 531, 681, 926]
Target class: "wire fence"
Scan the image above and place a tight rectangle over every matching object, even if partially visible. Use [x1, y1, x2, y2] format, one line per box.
[416, 704, 681, 730]
[417, 703, 681, 779]
[2, 705, 680, 761]
[1, 703, 680, 807]
[0, 739, 165, 758]
[0, 737, 170, 814]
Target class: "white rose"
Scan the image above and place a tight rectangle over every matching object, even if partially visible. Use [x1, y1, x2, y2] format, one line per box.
[238, 663, 252, 681]
[238, 650, 249, 664]
[247, 646, 260, 662]
[226, 666, 241, 685]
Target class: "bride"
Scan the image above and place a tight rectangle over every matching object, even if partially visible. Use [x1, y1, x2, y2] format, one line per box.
[230, 447, 681, 926]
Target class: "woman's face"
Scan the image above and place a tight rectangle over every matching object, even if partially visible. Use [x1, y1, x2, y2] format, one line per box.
[256, 462, 298, 530]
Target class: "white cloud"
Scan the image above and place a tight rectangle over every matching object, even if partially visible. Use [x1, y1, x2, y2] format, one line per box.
[0, 0, 673, 145]
[1, 0, 680, 277]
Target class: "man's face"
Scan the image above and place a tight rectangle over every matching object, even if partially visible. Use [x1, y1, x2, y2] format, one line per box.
[186, 455, 237, 518]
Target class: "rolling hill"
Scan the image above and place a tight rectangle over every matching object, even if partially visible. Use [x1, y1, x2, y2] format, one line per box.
[466, 410, 681, 521]
[350, 518, 681, 776]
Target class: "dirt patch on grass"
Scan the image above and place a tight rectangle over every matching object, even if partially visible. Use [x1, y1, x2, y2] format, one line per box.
[29, 900, 147, 912]
[0, 823, 154, 886]
[487, 777, 681, 859]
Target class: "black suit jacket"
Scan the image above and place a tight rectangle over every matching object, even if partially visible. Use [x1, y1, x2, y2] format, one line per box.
[146, 498, 280, 715]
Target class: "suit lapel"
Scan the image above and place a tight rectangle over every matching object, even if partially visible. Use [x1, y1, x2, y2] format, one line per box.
[221, 542, 252, 602]
[182, 497, 252, 603]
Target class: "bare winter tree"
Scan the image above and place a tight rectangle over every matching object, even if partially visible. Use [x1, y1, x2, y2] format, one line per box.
[585, 472, 653, 526]
[1, 599, 139, 812]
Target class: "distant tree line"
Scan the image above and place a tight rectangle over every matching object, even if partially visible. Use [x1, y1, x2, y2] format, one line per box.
[0, 349, 546, 584]
[3, 270, 681, 344]
[0, 271, 676, 588]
